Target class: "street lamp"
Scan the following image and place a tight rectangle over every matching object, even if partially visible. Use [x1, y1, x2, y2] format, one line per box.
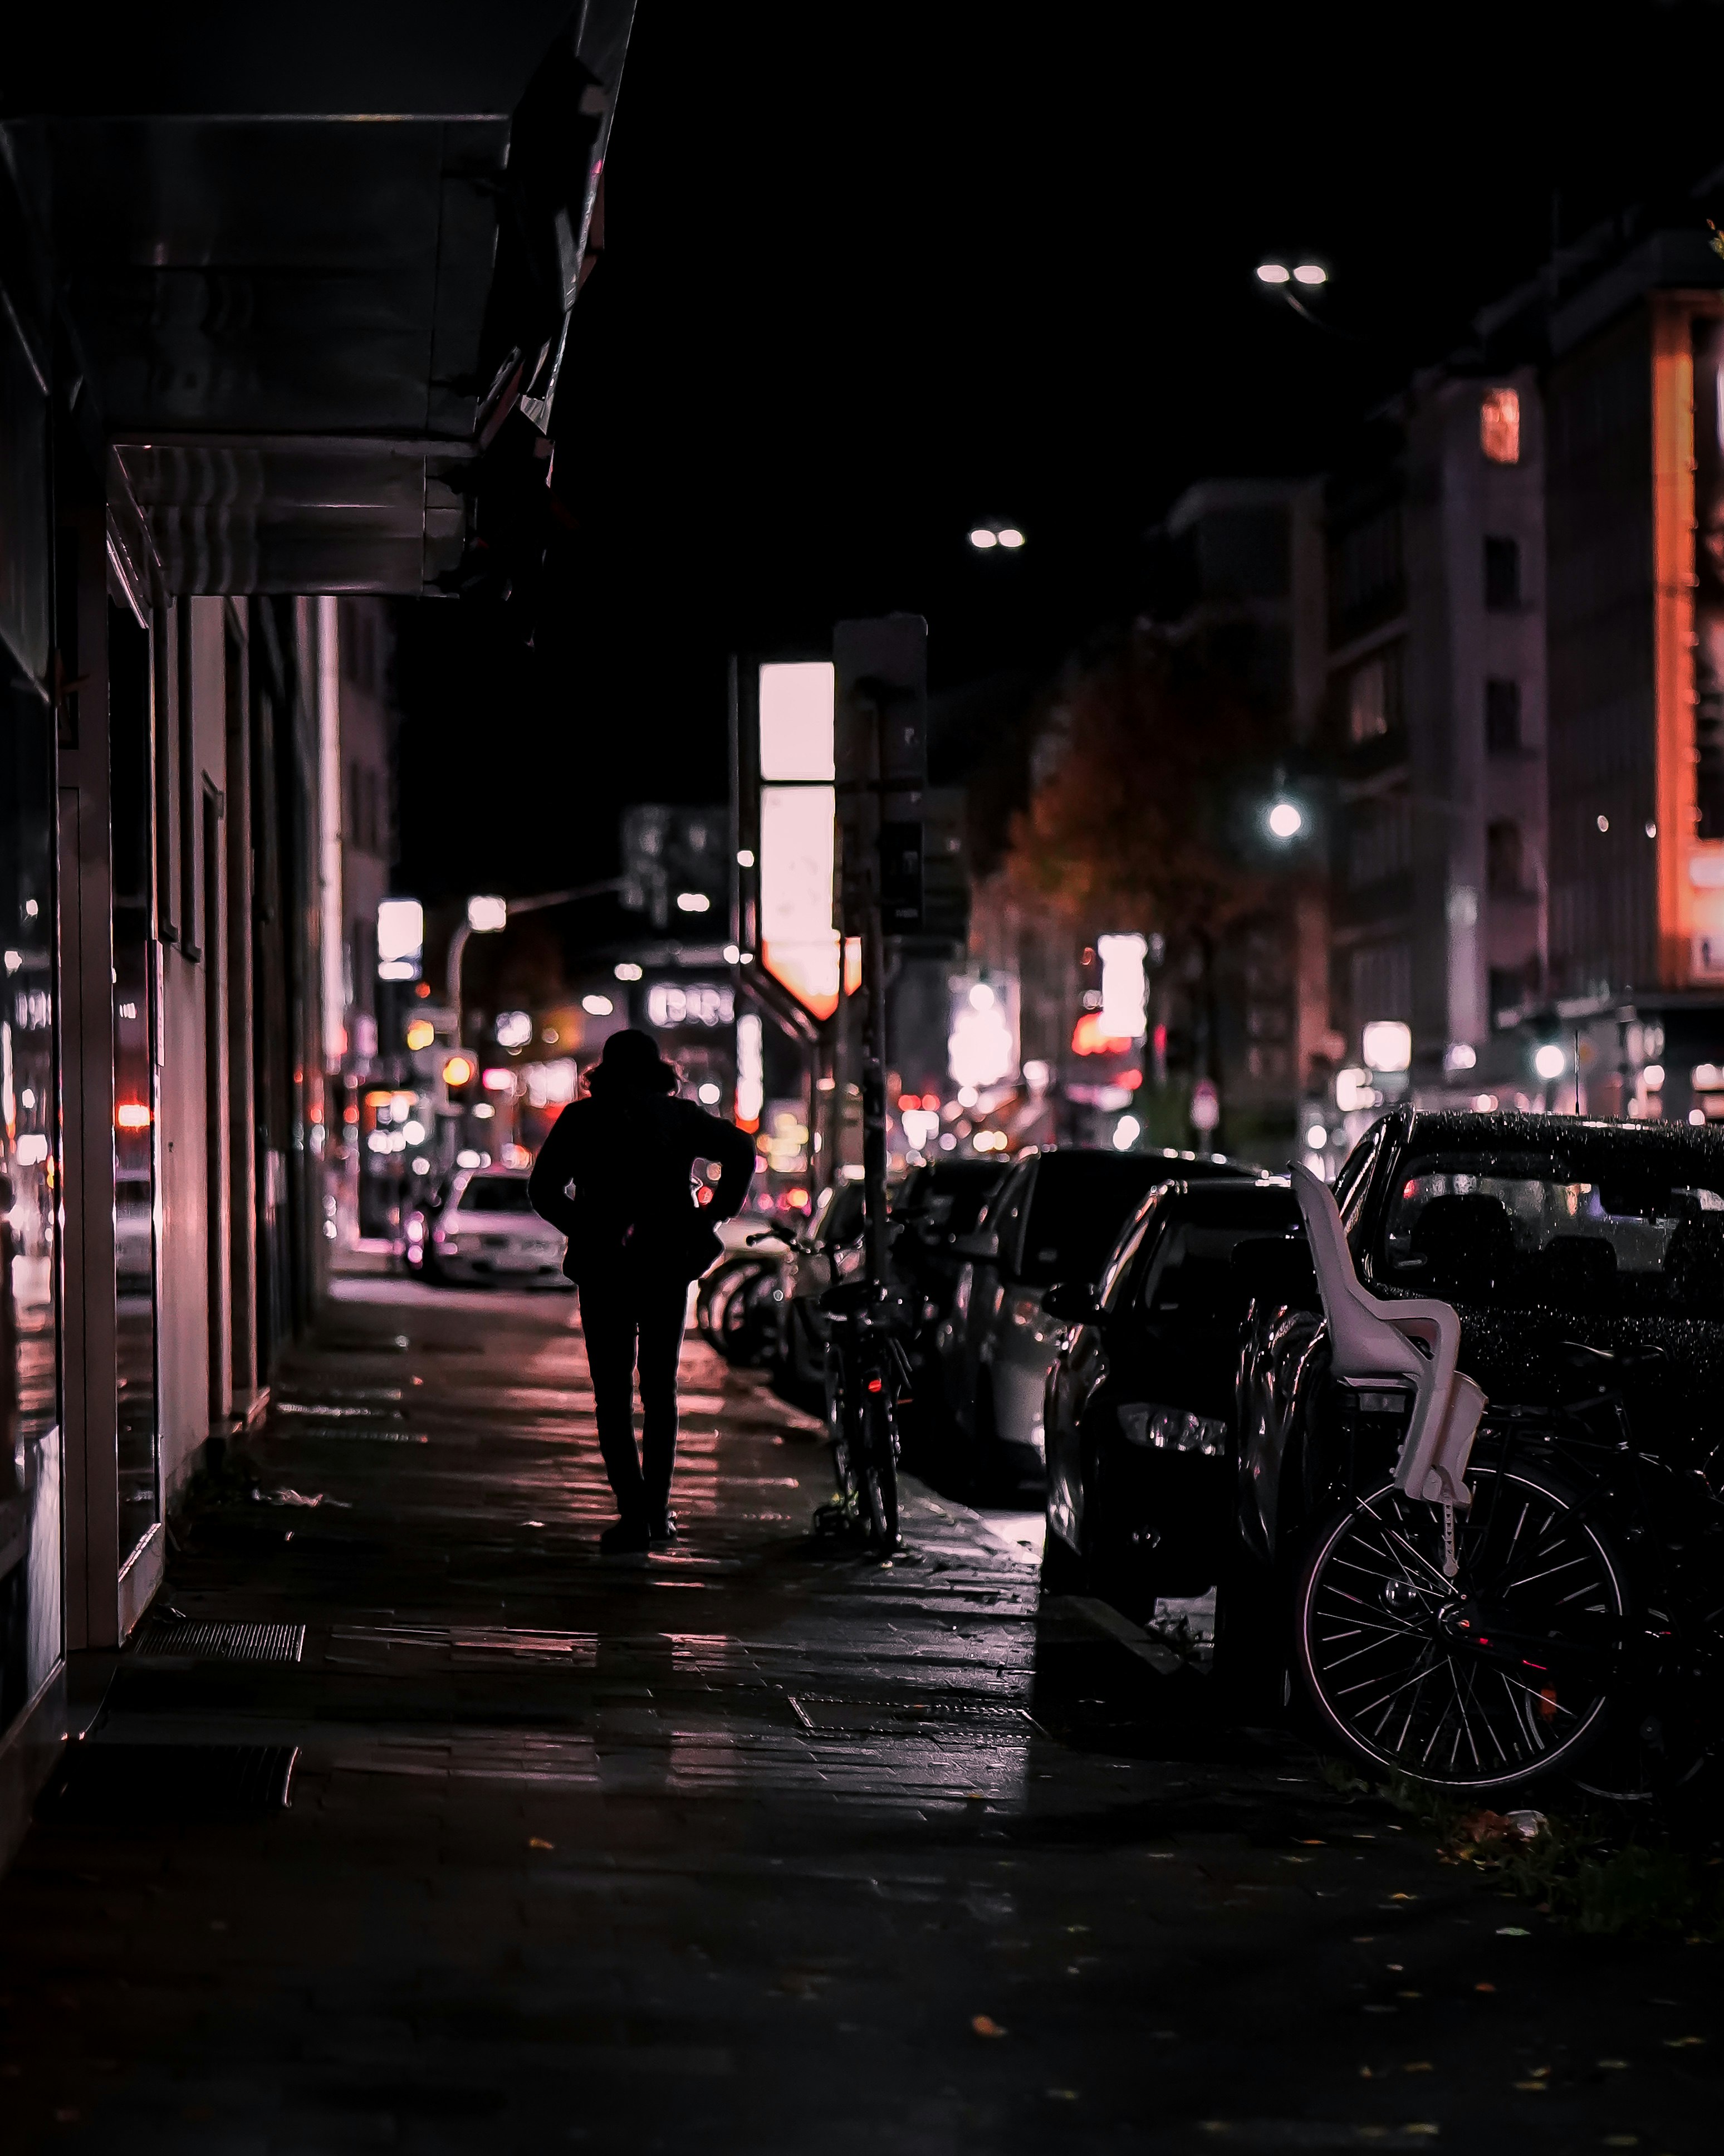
[1266, 797, 1306, 841]
[1257, 260, 1328, 287]
[1255, 258, 1343, 335]
[447, 894, 508, 1048]
[968, 522, 1026, 550]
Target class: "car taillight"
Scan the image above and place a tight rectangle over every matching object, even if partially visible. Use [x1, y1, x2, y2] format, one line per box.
[866, 1376, 883, 1394]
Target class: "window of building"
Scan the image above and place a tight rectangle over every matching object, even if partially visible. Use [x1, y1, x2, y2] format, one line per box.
[1484, 536, 1521, 610]
[1348, 657, 1389, 743]
[1348, 795, 1413, 888]
[1485, 677, 1521, 754]
[1486, 818, 1525, 896]
[1481, 387, 1520, 464]
[1349, 941, 1412, 1033]
[1333, 503, 1404, 632]
[1490, 963, 1532, 1028]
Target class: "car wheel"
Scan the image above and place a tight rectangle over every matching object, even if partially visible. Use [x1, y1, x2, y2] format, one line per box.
[1039, 1521, 1088, 1597]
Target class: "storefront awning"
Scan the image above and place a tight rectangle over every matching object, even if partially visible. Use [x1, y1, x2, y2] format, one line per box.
[6, 0, 634, 595]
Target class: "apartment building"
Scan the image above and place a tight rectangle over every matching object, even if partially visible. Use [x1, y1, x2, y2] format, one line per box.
[1325, 363, 1550, 1146]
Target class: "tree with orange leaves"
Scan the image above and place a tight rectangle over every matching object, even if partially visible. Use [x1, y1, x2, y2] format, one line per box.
[1003, 627, 1299, 1132]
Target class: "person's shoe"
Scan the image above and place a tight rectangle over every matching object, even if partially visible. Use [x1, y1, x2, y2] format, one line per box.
[599, 1517, 650, 1554]
[648, 1510, 678, 1544]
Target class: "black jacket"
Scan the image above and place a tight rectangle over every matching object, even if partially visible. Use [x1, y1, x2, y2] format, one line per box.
[527, 1093, 757, 1285]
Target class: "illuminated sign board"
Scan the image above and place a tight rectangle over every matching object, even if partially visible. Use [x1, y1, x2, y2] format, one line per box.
[645, 982, 734, 1029]
[758, 661, 840, 1016]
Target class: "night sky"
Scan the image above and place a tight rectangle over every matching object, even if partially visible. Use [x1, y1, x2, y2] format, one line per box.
[397, 0, 1724, 921]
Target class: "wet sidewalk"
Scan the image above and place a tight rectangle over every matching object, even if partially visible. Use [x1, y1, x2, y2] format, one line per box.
[0, 1280, 1717, 2153]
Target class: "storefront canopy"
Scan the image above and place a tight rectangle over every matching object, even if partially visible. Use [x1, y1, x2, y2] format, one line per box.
[4, 0, 634, 594]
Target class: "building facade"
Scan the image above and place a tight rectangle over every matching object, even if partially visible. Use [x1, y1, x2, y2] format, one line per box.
[1325, 364, 1551, 1140]
[0, 4, 634, 1862]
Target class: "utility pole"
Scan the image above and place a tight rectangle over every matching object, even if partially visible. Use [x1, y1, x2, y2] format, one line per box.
[835, 617, 927, 1288]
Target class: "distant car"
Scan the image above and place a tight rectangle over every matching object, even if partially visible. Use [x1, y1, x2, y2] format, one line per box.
[773, 1177, 866, 1399]
[1042, 1177, 1300, 1614]
[424, 1169, 567, 1288]
[937, 1146, 1254, 1490]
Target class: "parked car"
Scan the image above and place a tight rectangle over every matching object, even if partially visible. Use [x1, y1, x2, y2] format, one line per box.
[1231, 1109, 1724, 1778]
[1041, 1176, 1301, 1615]
[937, 1146, 1253, 1490]
[423, 1168, 567, 1288]
[772, 1175, 866, 1400]
[890, 1157, 1008, 1322]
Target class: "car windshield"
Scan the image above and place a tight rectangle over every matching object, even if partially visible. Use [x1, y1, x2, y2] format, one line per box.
[458, 1177, 535, 1214]
[1138, 1191, 1301, 1323]
[1018, 1153, 1174, 1287]
[903, 1162, 1003, 1236]
[1374, 1146, 1724, 1317]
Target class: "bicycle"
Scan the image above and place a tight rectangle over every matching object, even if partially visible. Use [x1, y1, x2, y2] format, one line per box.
[815, 1275, 914, 1552]
[1295, 1342, 1724, 1796]
[697, 1250, 783, 1367]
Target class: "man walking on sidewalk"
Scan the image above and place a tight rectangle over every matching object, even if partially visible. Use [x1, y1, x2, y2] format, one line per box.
[528, 1028, 757, 1551]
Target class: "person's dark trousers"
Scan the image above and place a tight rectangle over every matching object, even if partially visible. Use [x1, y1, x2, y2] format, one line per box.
[577, 1271, 689, 1520]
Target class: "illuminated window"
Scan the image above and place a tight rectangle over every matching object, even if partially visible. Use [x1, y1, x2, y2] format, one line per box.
[1481, 387, 1520, 464]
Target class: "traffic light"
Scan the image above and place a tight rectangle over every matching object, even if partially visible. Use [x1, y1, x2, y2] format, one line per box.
[620, 806, 727, 930]
[834, 615, 927, 937]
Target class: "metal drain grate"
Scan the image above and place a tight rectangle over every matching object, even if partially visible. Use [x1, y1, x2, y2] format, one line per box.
[37, 1742, 300, 1820]
[788, 1695, 1037, 1735]
[139, 1621, 305, 1663]
[282, 1426, 428, 1444]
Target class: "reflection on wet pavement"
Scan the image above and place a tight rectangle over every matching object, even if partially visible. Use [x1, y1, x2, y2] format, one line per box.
[0, 1279, 1716, 2152]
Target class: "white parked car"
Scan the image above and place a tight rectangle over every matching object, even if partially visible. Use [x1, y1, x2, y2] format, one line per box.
[426, 1169, 567, 1288]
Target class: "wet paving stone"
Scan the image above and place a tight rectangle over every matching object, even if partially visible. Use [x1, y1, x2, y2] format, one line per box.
[0, 1278, 1717, 2151]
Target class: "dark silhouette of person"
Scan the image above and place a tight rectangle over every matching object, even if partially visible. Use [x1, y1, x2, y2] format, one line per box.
[528, 1029, 756, 1551]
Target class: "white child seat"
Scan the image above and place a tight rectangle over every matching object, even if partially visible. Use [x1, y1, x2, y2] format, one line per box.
[1290, 1163, 1485, 1509]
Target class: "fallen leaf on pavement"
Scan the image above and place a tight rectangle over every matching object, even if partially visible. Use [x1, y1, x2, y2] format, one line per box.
[528, 1837, 554, 1850]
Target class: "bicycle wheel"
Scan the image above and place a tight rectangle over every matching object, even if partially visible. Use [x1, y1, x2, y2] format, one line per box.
[860, 1391, 900, 1552]
[696, 1260, 746, 1352]
[1296, 1463, 1627, 1791]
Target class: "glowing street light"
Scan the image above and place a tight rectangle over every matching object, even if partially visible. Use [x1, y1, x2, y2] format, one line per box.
[1266, 798, 1306, 842]
[1257, 260, 1328, 287]
[1534, 1043, 1566, 1083]
[969, 521, 1026, 551]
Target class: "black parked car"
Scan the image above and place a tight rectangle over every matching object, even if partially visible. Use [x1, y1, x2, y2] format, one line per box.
[890, 1157, 1009, 1326]
[936, 1146, 1252, 1489]
[1234, 1109, 1724, 1787]
[1042, 1177, 1299, 1614]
